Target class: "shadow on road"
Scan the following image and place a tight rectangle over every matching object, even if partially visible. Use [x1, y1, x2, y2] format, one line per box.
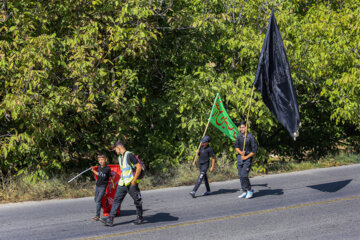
[144, 212, 179, 224]
[252, 183, 269, 188]
[115, 209, 136, 217]
[253, 189, 284, 198]
[307, 179, 352, 193]
[113, 209, 149, 218]
[196, 188, 239, 198]
[110, 212, 178, 226]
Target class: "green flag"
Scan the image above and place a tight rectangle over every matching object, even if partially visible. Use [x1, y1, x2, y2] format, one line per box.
[209, 93, 239, 141]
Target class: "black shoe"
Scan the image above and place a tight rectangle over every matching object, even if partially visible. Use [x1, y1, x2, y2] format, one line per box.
[203, 191, 211, 196]
[104, 217, 114, 227]
[99, 217, 108, 224]
[133, 216, 144, 225]
[189, 191, 196, 198]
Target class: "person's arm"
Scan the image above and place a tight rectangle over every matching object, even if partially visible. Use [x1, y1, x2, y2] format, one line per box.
[128, 153, 141, 186]
[110, 176, 116, 189]
[235, 135, 244, 155]
[242, 135, 257, 160]
[91, 167, 98, 176]
[131, 163, 142, 186]
[235, 147, 243, 155]
[242, 152, 255, 160]
[210, 156, 215, 172]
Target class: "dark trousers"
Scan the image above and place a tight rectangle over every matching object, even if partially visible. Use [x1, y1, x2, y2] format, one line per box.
[193, 164, 210, 192]
[109, 184, 143, 218]
[94, 185, 106, 217]
[237, 156, 252, 192]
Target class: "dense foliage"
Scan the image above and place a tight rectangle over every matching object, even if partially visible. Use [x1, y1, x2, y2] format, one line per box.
[1, 0, 359, 180]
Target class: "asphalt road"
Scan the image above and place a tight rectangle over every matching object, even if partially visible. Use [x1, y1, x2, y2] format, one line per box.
[1, 164, 360, 240]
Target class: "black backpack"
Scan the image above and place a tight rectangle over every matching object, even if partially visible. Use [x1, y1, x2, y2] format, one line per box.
[132, 155, 146, 179]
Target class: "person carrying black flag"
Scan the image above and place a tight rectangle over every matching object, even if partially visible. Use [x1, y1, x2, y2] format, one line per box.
[235, 121, 257, 199]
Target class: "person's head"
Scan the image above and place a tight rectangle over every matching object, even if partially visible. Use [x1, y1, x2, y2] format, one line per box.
[112, 140, 126, 155]
[97, 154, 108, 167]
[200, 135, 211, 147]
[238, 121, 247, 134]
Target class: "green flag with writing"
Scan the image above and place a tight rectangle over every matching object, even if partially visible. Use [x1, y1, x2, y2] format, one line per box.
[209, 93, 239, 141]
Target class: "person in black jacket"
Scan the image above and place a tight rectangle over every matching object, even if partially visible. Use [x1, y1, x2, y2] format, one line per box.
[91, 154, 115, 221]
[235, 121, 257, 199]
[189, 135, 215, 198]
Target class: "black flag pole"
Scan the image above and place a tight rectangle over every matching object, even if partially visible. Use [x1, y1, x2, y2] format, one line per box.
[253, 10, 301, 140]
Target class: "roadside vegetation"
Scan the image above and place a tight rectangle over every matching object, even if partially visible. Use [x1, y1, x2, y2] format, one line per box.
[1, 1, 359, 203]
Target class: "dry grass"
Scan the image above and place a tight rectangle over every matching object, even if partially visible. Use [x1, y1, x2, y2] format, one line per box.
[0, 174, 94, 203]
[266, 152, 360, 173]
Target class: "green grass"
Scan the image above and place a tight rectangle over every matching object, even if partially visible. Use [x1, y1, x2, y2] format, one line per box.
[1, 153, 359, 203]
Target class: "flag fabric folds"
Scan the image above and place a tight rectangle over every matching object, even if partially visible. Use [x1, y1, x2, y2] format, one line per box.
[209, 93, 239, 141]
[253, 10, 301, 139]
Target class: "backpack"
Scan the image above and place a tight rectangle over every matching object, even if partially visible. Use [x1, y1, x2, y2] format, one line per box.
[133, 155, 146, 179]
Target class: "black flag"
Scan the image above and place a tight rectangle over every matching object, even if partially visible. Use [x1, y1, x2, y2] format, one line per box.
[253, 10, 300, 139]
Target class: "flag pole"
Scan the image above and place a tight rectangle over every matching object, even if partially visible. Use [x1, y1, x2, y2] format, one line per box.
[67, 167, 92, 183]
[242, 86, 255, 152]
[192, 93, 219, 166]
[192, 121, 211, 166]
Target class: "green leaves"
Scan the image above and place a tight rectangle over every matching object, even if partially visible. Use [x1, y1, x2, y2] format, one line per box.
[1, 0, 359, 181]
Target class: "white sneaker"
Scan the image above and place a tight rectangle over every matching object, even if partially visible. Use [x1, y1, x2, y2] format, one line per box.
[246, 189, 254, 199]
[238, 191, 247, 198]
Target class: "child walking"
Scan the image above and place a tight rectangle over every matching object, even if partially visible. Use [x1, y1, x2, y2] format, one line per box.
[91, 153, 115, 221]
[189, 135, 215, 198]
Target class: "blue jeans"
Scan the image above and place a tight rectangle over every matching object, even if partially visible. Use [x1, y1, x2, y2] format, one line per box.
[94, 186, 106, 217]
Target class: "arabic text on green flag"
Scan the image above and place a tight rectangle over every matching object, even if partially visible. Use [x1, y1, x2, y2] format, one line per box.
[209, 94, 239, 141]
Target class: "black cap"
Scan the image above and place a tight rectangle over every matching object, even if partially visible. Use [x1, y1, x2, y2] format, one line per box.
[200, 135, 211, 143]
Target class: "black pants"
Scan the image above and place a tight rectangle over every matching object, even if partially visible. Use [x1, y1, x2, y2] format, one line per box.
[109, 184, 143, 218]
[237, 156, 252, 192]
[94, 185, 106, 217]
[193, 164, 210, 193]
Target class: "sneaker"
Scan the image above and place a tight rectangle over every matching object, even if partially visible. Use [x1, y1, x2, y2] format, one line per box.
[246, 189, 254, 199]
[203, 191, 211, 196]
[92, 216, 100, 221]
[238, 191, 247, 198]
[189, 191, 196, 198]
[133, 216, 144, 225]
[103, 217, 114, 227]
